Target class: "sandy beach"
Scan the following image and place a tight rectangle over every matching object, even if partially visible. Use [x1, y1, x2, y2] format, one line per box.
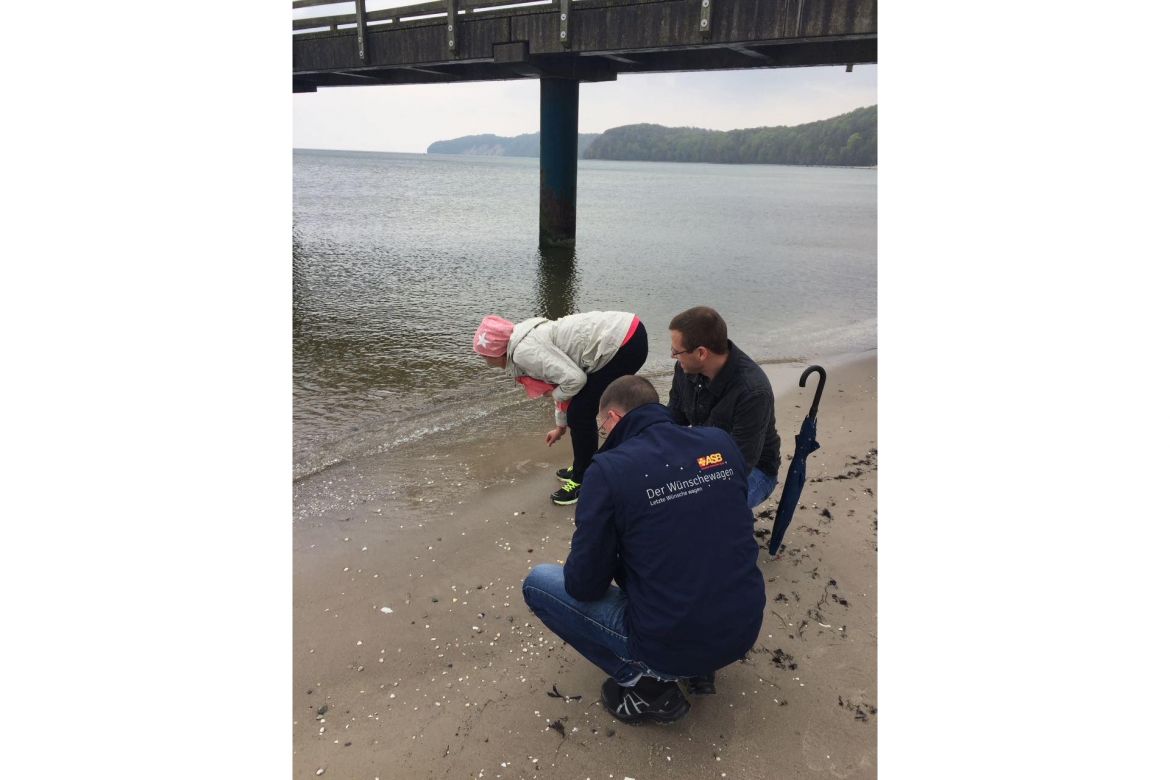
[293, 350, 877, 779]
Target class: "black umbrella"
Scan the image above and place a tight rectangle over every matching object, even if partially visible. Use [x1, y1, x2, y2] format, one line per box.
[768, 365, 826, 556]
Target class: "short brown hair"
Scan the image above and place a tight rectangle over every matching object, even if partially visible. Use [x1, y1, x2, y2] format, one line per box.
[599, 375, 659, 414]
[669, 306, 728, 355]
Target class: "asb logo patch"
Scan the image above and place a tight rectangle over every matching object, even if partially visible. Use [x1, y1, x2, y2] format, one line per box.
[697, 452, 725, 470]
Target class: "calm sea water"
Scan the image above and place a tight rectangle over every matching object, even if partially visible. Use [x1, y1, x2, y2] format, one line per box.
[293, 150, 875, 479]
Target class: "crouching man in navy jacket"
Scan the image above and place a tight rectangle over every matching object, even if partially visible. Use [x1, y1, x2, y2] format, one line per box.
[522, 375, 765, 724]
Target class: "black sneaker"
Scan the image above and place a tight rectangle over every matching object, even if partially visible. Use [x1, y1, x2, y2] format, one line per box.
[556, 466, 574, 482]
[685, 672, 717, 695]
[550, 480, 581, 505]
[601, 677, 690, 724]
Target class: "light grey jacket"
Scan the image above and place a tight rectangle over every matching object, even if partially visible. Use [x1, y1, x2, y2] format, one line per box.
[506, 311, 637, 427]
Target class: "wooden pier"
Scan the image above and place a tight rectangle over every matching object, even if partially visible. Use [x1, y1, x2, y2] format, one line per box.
[294, 0, 877, 245]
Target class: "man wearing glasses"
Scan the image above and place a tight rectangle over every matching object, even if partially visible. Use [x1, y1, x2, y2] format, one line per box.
[521, 375, 765, 724]
[667, 306, 782, 511]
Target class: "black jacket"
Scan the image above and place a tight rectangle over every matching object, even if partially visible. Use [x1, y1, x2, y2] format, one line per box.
[667, 340, 782, 478]
[563, 403, 766, 676]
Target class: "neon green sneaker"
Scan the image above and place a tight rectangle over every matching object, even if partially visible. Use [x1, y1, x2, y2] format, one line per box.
[550, 479, 581, 505]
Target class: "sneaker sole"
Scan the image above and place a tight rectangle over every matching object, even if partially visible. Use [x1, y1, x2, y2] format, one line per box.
[551, 496, 578, 506]
[603, 698, 691, 725]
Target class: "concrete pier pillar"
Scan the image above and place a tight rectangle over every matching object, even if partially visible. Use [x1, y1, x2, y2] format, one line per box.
[539, 78, 579, 247]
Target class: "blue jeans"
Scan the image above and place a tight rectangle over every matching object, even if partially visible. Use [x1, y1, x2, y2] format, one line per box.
[748, 467, 779, 509]
[522, 563, 679, 686]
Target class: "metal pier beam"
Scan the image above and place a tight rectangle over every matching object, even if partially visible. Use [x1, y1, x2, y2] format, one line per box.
[538, 78, 579, 248]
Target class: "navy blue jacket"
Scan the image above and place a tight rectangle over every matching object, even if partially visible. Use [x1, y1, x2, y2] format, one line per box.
[563, 403, 766, 676]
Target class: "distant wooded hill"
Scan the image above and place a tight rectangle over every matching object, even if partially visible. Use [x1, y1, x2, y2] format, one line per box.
[426, 105, 876, 167]
[585, 106, 876, 166]
[426, 132, 600, 158]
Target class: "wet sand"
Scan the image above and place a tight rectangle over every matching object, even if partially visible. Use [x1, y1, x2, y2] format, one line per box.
[294, 351, 877, 779]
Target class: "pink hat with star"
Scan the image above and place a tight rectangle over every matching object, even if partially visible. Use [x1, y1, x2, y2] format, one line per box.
[473, 315, 514, 357]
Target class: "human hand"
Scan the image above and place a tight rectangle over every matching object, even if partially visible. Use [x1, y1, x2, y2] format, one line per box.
[545, 426, 567, 446]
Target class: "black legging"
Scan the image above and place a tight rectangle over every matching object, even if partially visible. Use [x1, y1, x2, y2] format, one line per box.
[566, 322, 649, 483]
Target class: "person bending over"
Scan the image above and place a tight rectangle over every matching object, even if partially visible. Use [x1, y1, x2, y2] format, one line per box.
[522, 375, 765, 724]
[473, 311, 647, 505]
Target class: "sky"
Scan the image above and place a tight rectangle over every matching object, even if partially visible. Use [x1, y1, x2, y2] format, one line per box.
[293, 63, 877, 153]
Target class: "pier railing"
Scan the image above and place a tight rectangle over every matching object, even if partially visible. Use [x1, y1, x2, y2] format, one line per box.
[293, 1, 662, 47]
[293, 0, 877, 88]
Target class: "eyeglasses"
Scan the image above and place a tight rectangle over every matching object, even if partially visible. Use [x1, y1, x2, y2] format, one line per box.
[670, 346, 697, 358]
[596, 410, 623, 439]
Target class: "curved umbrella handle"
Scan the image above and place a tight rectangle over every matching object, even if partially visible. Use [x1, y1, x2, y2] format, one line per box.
[800, 365, 827, 419]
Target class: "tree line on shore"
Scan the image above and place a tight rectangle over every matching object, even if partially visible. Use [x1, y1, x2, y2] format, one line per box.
[426, 105, 876, 167]
[585, 105, 876, 166]
[426, 132, 600, 158]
